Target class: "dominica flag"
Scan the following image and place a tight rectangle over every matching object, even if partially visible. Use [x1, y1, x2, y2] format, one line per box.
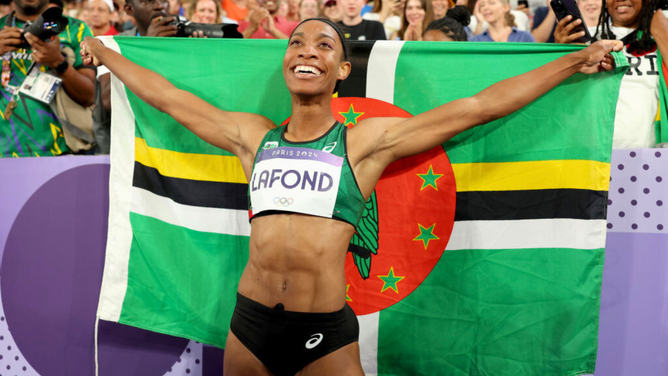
[97, 37, 628, 375]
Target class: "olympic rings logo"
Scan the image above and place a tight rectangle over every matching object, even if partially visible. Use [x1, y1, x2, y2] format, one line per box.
[273, 197, 294, 207]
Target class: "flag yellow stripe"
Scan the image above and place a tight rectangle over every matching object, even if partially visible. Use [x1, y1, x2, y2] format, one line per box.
[135, 137, 247, 183]
[452, 160, 610, 192]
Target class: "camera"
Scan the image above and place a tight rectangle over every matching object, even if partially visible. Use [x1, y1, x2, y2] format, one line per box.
[18, 7, 69, 49]
[169, 16, 242, 39]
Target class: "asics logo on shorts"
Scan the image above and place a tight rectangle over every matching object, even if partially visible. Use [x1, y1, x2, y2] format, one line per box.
[273, 197, 294, 207]
[305, 333, 324, 349]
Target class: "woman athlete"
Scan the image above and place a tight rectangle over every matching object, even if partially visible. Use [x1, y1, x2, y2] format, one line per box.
[81, 18, 622, 376]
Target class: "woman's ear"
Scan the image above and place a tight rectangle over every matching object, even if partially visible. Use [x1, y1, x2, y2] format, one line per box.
[338, 61, 352, 81]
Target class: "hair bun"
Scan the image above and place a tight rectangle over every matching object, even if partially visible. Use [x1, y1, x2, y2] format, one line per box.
[446, 5, 471, 26]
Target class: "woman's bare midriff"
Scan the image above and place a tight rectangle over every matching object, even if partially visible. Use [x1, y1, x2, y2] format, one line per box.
[237, 213, 356, 313]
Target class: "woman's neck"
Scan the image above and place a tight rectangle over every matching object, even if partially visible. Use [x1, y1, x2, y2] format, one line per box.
[287, 96, 337, 141]
[488, 19, 511, 40]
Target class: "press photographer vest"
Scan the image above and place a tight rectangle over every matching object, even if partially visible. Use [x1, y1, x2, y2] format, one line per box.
[248, 122, 366, 227]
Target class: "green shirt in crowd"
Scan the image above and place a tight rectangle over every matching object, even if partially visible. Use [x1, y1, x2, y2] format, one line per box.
[0, 14, 93, 158]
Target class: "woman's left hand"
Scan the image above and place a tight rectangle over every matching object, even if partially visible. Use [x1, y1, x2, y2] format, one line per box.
[578, 39, 623, 74]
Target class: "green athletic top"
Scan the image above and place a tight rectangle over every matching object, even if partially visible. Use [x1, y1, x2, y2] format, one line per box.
[248, 122, 366, 227]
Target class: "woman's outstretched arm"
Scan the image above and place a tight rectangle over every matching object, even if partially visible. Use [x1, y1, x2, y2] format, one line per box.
[81, 37, 275, 162]
[348, 40, 623, 195]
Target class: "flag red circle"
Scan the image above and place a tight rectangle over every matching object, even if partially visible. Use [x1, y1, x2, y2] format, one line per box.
[330, 97, 457, 315]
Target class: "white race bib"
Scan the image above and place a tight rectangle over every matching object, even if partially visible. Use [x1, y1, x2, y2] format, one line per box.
[250, 146, 343, 218]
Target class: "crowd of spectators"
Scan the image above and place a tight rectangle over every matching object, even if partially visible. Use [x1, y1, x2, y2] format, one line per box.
[0, 0, 664, 158]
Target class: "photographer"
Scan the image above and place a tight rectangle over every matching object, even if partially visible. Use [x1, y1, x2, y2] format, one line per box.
[0, 0, 95, 157]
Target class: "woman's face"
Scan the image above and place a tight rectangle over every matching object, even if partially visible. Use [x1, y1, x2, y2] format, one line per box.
[478, 0, 509, 25]
[284, 20, 350, 96]
[578, 0, 601, 26]
[431, 0, 449, 19]
[606, 0, 642, 28]
[193, 0, 218, 23]
[288, 0, 301, 14]
[405, 0, 425, 25]
[299, 0, 319, 19]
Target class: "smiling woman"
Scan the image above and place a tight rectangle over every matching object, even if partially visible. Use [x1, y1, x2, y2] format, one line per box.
[81, 16, 621, 376]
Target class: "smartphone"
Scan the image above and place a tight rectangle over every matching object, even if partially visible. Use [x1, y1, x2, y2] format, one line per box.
[550, 0, 591, 43]
[517, 0, 529, 7]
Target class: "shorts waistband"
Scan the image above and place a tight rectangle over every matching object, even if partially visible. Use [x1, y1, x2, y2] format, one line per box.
[236, 293, 351, 324]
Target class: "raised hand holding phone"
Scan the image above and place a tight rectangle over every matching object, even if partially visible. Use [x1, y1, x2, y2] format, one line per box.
[551, 0, 591, 44]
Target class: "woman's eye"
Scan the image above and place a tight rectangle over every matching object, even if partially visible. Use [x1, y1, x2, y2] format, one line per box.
[290, 40, 302, 46]
[320, 42, 333, 49]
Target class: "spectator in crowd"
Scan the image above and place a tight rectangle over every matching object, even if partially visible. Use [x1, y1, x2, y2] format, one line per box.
[470, 0, 535, 41]
[337, 0, 386, 39]
[531, 2, 556, 42]
[396, 0, 433, 40]
[322, 0, 341, 21]
[222, 0, 247, 21]
[88, 0, 120, 35]
[185, 0, 225, 22]
[469, 0, 529, 34]
[423, 3, 468, 40]
[76, 5, 91, 22]
[362, 0, 403, 39]
[508, 0, 541, 16]
[286, 0, 300, 20]
[238, 0, 299, 38]
[0, 0, 95, 157]
[299, 0, 321, 19]
[578, 0, 601, 29]
[278, 0, 288, 15]
[555, 0, 666, 148]
[431, 0, 452, 19]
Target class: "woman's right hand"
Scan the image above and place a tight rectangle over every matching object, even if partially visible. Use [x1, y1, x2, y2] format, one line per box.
[81, 36, 105, 67]
[554, 15, 586, 44]
[473, 0, 484, 24]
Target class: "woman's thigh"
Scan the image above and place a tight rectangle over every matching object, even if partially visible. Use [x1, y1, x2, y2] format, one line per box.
[223, 331, 273, 376]
[299, 341, 365, 376]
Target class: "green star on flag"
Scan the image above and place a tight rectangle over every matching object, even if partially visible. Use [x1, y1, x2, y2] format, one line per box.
[417, 165, 443, 191]
[413, 223, 440, 249]
[346, 284, 352, 301]
[378, 266, 405, 293]
[339, 104, 364, 126]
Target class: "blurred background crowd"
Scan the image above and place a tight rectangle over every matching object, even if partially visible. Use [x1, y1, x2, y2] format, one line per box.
[0, 0, 664, 158]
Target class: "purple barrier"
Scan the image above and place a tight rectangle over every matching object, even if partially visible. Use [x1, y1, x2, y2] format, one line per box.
[0, 150, 665, 375]
[595, 149, 668, 375]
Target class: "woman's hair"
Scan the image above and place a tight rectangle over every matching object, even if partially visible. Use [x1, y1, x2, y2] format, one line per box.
[398, 0, 435, 39]
[591, 0, 658, 54]
[496, 0, 515, 27]
[371, 0, 384, 14]
[424, 5, 469, 40]
[185, 0, 223, 22]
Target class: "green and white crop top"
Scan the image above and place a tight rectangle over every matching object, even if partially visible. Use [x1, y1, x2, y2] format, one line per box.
[248, 122, 366, 227]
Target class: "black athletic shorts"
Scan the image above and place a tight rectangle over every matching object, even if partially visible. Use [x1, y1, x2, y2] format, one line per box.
[230, 293, 359, 376]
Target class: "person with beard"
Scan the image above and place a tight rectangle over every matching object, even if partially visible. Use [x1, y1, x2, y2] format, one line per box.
[238, 0, 299, 38]
[0, 0, 95, 157]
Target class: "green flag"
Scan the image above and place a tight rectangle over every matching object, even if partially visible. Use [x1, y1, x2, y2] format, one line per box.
[97, 37, 627, 375]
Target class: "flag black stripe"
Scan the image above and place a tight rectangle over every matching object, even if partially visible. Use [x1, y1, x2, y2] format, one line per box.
[455, 189, 607, 221]
[133, 162, 248, 210]
[338, 41, 374, 98]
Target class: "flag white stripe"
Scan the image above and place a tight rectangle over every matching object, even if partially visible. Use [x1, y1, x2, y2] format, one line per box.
[446, 219, 607, 251]
[366, 41, 405, 105]
[96, 36, 135, 321]
[132, 187, 251, 236]
[359, 40, 404, 376]
[358, 312, 379, 376]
